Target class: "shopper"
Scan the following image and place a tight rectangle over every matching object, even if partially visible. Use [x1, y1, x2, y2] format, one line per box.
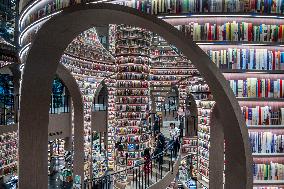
[155, 132, 166, 165]
[169, 123, 180, 158]
[144, 148, 152, 174]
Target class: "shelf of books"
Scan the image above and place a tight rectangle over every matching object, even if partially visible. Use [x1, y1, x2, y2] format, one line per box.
[91, 131, 107, 178]
[18, 0, 284, 187]
[61, 27, 115, 180]
[196, 99, 215, 189]
[0, 131, 17, 179]
[150, 35, 197, 113]
[105, 76, 116, 171]
[113, 25, 152, 179]
[160, 14, 284, 188]
[182, 136, 198, 180]
[48, 139, 65, 175]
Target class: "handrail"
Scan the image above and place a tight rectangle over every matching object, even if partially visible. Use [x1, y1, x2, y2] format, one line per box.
[84, 138, 182, 189]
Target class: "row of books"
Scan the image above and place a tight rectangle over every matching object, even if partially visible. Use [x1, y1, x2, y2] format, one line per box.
[117, 56, 150, 64]
[253, 187, 283, 189]
[116, 39, 151, 47]
[118, 65, 149, 72]
[116, 89, 150, 96]
[176, 22, 284, 42]
[61, 57, 115, 72]
[115, 104, 148, 112]
[229, 78, 284, 98]
[249, 132, 284, 153]
[205, 48, 284, 70]
[188, 84, 210, 92]
[116, 120, 147, 127]
[241, 106, 283, 125]
[150, 70, 196, 75]
[116, 81, 149, 88]
[117, 73, 148, 80]
[149, 75, 184, 80]
[253, 162, 284, 180]
[22, 0, 284, 31]
[116, 97, 149, 104]
[118, 0, 284, 14]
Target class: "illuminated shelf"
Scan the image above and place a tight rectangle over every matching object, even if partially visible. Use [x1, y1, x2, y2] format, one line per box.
[222, 69, 284, 74]
[195, 41, 284, 46]
[248, 125, 284, 129]
[158, 13, 284, 19]
[237, 97, 284, 102]
[253, 180, 284, 185]
[252, 153, 284, 157]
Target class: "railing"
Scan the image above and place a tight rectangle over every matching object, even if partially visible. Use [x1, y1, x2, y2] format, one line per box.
[84, 139, 181, 189]
[49, 94, 70, 114]
[93, 104, 107, 111]
[0, 94, 18, 125]
[93, 95, 107, 111]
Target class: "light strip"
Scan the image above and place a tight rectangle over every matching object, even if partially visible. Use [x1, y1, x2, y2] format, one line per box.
[196, 42, 214, 45]
[19, 43, 31, 60]
[19, 10, 62, 46]
[254, 15, 278, 18]
[164, 15, 188, 18]
[190, 14, 251, 17]
[242, 43, 267, 46]
[19, 0, 40, 30]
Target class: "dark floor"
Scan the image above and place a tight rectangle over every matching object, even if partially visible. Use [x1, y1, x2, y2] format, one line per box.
[48, 173, 73, 189]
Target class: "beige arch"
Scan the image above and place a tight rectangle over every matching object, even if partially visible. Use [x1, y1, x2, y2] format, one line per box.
[19, 3, 252, 189]
[55, 64, 84, 180]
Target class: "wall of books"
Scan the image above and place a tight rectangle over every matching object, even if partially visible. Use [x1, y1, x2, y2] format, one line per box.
[18, 0, 284, 187]
[165, 15, 284, 188]
[113, 25, 152, 176]
[61, 27, 115, 179]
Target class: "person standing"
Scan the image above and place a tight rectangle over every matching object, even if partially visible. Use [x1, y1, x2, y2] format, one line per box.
[170, 123, 180, 158]
[144, 148, 152, 175]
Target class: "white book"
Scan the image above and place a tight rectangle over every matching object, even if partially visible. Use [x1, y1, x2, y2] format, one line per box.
[263, 49, 268, 70]
[250, 49, 255, 69]
[237, 48, 241, 69]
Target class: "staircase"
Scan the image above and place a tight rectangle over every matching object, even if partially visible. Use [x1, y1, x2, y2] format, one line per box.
[84, 143, 181, 189]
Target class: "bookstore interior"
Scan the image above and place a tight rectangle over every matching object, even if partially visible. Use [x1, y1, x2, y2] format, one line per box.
[1, 0, 284, 188]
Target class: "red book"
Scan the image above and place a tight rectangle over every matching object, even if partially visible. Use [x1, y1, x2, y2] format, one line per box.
[272, 50, 276, 70]
[258, 79, 261, 97]
[279, 25, 282, 40]
[248, 23, 253, 41]
[258, 106, 262, 125]
[208, 23, 212, 41]
[280, 79, 283, 98]
[265, 79, 268, 98]
[267, 79, 270, 97]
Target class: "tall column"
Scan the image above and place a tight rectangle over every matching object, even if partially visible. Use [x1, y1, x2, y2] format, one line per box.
[114, 25, 152, 170]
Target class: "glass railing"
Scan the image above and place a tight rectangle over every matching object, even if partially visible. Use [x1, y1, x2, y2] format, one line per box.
[0, 94, 18, 125]
[49, 94, 70, 114]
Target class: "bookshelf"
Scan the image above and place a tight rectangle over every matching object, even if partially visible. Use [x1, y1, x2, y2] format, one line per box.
[17, 0, 284, 187]
[162, 13, 284, 188]
[61, 27, 115, 179]
[0, 131, 17, 179]
[114, 25, 151, 173]
[196, 99, 215, 188]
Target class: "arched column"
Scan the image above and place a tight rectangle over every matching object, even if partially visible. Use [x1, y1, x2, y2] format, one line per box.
[55, 64, 84, 182]
[209, 105, 225, 189]
[19, 4, 252, 189]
